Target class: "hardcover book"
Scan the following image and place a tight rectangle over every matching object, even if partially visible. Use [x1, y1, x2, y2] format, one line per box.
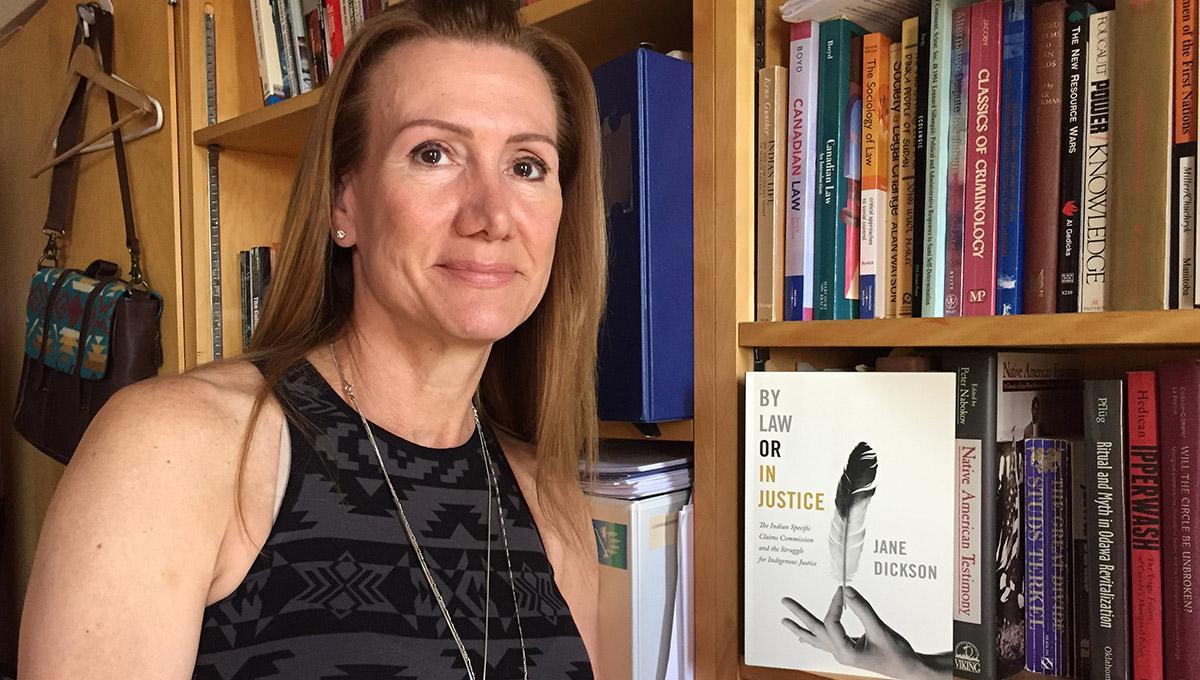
[1110, 0, 1173, 310]
[1127, 370, 1165, 680]
[899, 17, 921, 318]
[1025, 0, 1066, 315]
[785, 21, 821, 321]
[744, 371, 956, 677]
[814, 19, 866, 320]
[1079, 10, 1113, 313]
[922, 0, 973, 317]
[962, 0, 1002, 317]
[757, 65, 788, 322]
[1083, 379, 1131, 680]
[860, 32, 893, 320]
[997, 0, 1033, 315]
[1056, 2, 1095, 313]
[1157, 359, 1200, 679]
[1172, 0, 1197, 309]
[1024, 438, 1074, 676]
[944, 5, 972, 318]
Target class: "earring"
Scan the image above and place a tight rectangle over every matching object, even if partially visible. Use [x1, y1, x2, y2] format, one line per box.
[335, 229, 347, 240]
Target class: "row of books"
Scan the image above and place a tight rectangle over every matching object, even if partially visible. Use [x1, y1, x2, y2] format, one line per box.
[239, 245, 274, 349]
[758, 0, 1197, 321]
[743, 354, 1199, 679]
[248, 0, 541, 105]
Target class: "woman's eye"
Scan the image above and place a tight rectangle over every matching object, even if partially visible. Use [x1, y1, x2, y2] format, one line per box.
[513, 157, 548, 180]
[411, 143, 451, 166]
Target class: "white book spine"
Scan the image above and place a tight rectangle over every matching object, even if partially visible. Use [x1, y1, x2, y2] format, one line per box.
[1080, 11, 1113, 312]
[779, 0, 927, 34]
[784, 21, 820, 321]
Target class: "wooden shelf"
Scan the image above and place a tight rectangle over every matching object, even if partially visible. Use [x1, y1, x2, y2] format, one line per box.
[192, 0, 690, 155]
[739, 310, 1200, 349]
[599, 419, 693, 442]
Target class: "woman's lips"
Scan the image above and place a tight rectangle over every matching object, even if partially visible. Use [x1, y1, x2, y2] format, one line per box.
[437, 261, 518, 287]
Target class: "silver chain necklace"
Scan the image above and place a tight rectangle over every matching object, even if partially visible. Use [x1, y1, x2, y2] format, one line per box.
[328, 343, 529, 679]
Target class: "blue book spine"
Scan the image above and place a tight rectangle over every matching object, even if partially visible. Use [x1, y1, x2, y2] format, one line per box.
[1024, 437, 1073, 677]
[814, 19, 866, 320]
[996, 0, 1032, 315]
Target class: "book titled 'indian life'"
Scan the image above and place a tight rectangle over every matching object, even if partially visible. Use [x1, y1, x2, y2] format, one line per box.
[744, 371, 956, 677]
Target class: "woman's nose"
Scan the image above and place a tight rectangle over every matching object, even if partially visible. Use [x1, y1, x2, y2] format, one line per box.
[454, 167, 515, 241]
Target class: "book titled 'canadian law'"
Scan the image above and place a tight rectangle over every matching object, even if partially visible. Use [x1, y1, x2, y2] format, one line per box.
[744, 372, 956, 677]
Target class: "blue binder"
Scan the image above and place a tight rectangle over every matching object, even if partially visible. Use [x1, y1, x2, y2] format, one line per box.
[594, 48, 694, 423]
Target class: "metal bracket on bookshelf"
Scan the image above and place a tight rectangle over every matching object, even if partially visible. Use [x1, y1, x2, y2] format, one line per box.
[633, 422, 663, 438]
[753, 347, 770, 371]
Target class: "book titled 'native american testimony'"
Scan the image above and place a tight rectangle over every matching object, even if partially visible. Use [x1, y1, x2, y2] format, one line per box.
[744, 372, 956, 677]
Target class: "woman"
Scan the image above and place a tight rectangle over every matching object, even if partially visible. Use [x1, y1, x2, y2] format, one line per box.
[18, 1, 605, 677]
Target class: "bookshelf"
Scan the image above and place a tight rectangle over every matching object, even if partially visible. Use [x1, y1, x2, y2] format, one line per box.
[175, 1, 1200, 680]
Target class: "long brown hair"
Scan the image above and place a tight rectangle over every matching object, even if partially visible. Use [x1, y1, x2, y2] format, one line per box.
[239, 0, 605, 533]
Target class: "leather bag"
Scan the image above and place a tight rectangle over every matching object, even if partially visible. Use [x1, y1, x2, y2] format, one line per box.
[13, 4, 162, 464]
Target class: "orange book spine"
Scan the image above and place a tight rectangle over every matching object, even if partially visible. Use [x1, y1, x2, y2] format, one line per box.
[860, 32, 894, 319]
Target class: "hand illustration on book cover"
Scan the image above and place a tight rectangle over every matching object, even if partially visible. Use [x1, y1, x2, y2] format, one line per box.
[780, 442, 953, 679]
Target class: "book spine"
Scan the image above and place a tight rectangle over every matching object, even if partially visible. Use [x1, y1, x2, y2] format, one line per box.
[1157, 359, 1200, 680]
[305, 7, 326, 88]
[1025, 1, 1066, 315]
[899, 17, 921, 319]
[1084, 379, 1131, 680]
[1080, 11, 1113, 312]
[1056, 3, 1093, 313]
[1071, 431, 1090, 679]
[1024, 438, 1073, 676]
[249, 0, 272, 103]
[255, 0, 287, 103]
[785, 21, 820, 321]
[756, 66, 787, 322]
[248, 247, 262, 338]
[1127, 370, 1165, 680]
[861, 33, 893, 319]
[912, 17, 932, 317]
[962, 0, 1002, 317]
[923, 0, 970, 317]
[888, 42, 904, 318]
[1111, 0, 1174, 311]
[944, 7, 971, 317]
[239, 250, 251, 350]
[324, 0, 345, 63]
[945, 352, 1001, 679]
[269, 0, 296, 97]
[998, 0, 1033, 315]
[815, 19, 865, 320]
[286, 0, 313, 94]
[1173, 0, 1198, 308]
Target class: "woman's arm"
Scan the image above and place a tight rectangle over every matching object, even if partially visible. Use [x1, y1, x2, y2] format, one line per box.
[18, 366, 274, 679]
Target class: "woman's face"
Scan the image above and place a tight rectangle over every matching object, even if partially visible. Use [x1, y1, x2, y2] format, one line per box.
[335, 38, 562, 346]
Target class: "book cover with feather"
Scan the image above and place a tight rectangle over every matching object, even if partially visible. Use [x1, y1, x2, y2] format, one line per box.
[744, 372, 956, 677]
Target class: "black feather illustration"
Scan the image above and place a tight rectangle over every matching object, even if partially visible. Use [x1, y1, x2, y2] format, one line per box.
[828, 441, 879, 587]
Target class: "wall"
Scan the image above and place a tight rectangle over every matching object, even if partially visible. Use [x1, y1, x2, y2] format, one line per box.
[0, 0, 182, 663]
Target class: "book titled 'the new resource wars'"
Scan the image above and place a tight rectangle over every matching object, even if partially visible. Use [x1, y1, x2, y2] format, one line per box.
[744, 371, 956, 678]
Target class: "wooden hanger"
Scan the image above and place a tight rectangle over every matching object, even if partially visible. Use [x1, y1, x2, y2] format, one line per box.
[32, 39, 159, 179]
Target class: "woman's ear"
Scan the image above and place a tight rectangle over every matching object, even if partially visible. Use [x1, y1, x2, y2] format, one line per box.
[331, 174, 360, 247]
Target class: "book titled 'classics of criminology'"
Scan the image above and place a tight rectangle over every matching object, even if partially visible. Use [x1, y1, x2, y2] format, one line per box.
[744, 371, 955, 677]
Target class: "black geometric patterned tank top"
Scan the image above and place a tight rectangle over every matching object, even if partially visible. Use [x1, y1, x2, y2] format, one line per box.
[193, 360, 593, 679]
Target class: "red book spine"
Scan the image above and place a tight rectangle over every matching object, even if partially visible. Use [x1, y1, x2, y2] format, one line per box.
[1158, 359, 1200, 680]
[324, 0, 345, 63]
[1024, 1, 1066, 314]
[1129, 370, 1165, 680]
[962, 0, 1002, 316]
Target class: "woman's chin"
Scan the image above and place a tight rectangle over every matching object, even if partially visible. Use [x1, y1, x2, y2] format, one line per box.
[441, 311, 526, 345]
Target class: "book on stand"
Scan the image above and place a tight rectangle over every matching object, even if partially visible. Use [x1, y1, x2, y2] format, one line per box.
[744, 371, 955, 676]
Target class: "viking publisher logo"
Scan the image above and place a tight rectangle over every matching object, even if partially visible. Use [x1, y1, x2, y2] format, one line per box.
[954, 641, 982, 674]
